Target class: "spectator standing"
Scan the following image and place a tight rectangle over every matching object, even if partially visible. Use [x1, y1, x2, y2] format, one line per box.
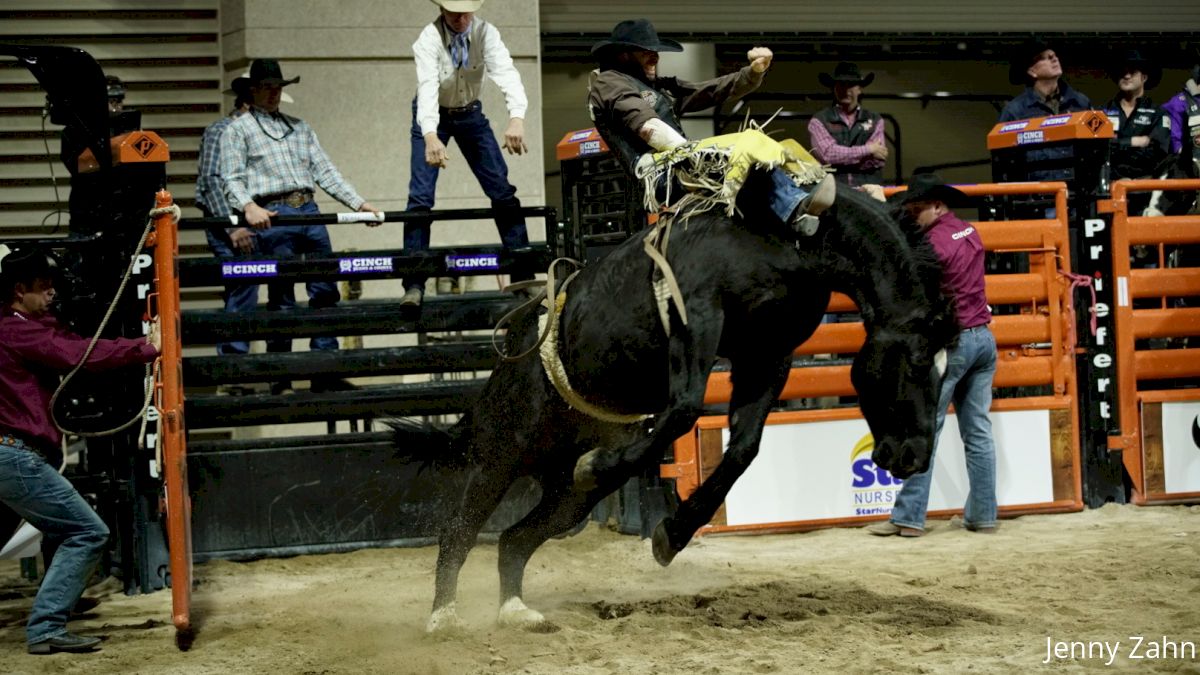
[219, 59, 381, 394]
[404, 0, 532, 308]
[807, 62, 887, 187]
[1102, 50, 1171, 216]
[998, 40, 1090, 122]
[1160, 60, 1200, 158]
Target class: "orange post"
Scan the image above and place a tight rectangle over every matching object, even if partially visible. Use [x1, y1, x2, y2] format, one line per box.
[149, 189, 192, 639]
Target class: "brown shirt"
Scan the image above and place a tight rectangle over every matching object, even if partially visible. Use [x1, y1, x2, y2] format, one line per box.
[587, 66, 764, 143]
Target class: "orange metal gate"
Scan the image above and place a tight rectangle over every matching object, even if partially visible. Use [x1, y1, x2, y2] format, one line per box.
[663, 182, 1084, 535]
[1103, 178, 1200, 505]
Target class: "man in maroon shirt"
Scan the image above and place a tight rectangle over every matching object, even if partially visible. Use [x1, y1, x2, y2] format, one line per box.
[0, 247, 158, 654]
[868, 174, 998, 538]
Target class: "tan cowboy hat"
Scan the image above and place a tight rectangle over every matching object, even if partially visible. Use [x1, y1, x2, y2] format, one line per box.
[430, 0, 484, 11]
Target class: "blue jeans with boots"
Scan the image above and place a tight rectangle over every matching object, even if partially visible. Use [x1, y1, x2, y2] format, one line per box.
[889, 325, 998, 532]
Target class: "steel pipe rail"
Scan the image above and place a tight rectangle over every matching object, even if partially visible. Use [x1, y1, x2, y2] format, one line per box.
[177, 245, 552, 286]
[184, 342, 499, 385]
[180, 293, 520, 343]
[186, 379, 484, 428]
[188, 431, 394, 456]
[177, 205, 557, 229]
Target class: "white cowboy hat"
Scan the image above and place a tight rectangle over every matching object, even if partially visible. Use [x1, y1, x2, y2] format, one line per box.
[430, 0, 484, 11]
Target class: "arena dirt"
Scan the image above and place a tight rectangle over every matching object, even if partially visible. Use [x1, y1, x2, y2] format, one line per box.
[1, 502, 1198, 674]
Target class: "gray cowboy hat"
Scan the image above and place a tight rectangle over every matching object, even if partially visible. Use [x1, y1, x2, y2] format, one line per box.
[591, 19, 683, 56]
[819, 62, 874, 88]
[1107, 49, 1161, 90]
[899, 173, 973, 208]
[1008, 39, 1054, 86]
[430, 0, 484, 11]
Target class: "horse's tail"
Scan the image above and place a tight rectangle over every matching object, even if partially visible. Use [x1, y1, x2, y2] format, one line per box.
[388, 414, 473, 470]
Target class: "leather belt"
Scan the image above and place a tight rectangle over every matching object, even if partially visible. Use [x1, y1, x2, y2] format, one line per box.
[440, 101, 481, 116]
[1, 433, 35, 452]
[255, 190, 313, 209]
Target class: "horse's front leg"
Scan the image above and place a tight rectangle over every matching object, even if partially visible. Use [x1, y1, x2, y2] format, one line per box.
[653, 353, 793, 566]
[427, 463, 518, 633]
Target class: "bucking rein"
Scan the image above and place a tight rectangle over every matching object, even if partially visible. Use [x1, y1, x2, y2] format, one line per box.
[491, 126, 830, 424]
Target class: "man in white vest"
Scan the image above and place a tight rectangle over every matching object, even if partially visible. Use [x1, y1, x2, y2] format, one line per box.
[403, 0, 531, 308]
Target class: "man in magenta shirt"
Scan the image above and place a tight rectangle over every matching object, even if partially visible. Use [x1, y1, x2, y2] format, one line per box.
[869, 173, 998, 538]
[0, 247, 159, 654]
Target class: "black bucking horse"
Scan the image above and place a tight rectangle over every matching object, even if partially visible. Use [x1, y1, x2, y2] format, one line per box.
[393, 185, 960, 632]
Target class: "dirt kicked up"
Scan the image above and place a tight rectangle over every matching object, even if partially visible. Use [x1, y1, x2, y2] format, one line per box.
[1, 502, 1198, 674]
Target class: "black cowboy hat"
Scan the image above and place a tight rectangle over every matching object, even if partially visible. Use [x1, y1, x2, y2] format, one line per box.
[819, 62, 874, 89]
[0, 245, 61, 293]
[591, 19, 683, 56]
[1107, 49, 1161, 90]
[246, 58, 300, 87]
[1008, 39, 1055, 86]
[899, 173, 973, 208]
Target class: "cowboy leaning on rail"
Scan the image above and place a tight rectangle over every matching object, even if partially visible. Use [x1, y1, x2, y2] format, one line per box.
[586, 19, 835, 232]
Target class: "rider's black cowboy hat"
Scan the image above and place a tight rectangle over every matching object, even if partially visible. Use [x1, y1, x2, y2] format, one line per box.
[591, 19, 683, 56]
[1107, 49, 1161, 90]
[818, 62, 874, 89]
[899, 173, 973, 208]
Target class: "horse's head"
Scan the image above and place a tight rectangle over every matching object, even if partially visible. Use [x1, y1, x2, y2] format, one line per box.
[852, 315, 956, 479]
[1145, 148, 1200, 217]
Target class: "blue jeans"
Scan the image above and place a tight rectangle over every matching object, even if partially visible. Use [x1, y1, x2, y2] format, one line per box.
[0, 439, 109, 645]
[204, 228, 260, 356]
[251, 201, 339, 352]
[404, 99, 529, 291]
[890, 325, 998, 531]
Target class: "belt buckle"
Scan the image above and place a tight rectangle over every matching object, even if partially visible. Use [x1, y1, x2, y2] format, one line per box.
[284, 192, 306, 208]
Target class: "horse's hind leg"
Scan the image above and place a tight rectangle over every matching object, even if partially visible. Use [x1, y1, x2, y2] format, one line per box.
[428, 463, 518, 633]
[495, 471, 625, 629]
[653, 353, 793, 566]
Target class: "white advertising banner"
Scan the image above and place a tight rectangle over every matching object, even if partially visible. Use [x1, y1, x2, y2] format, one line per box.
[1159, 402, 1200, 494]
[722, 410, 1056, 526]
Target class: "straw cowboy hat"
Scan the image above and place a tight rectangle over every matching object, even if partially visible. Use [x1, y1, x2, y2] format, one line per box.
[430, 0, 484, 11]
[1107, 49, 1161, 90]
[818, 62, 874, 89]
[899, 173, 973, 207]
[227, 59, 296, 102]
[591, 18, 683, 56]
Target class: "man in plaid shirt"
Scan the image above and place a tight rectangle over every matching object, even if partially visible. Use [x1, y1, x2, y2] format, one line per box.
[219, 59, 381, 394]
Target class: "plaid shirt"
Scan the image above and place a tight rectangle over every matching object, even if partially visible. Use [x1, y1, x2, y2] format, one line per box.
[195, 114, 236, 217]
[219, 108, 365, 213]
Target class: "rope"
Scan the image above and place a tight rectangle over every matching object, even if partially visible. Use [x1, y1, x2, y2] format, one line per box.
[642, 215, 688, 336]
[491, 257, 583, 363]
[537, 289, 649, 425]
[1059, 266, 1097, 349]
[49, 203, 177, 438]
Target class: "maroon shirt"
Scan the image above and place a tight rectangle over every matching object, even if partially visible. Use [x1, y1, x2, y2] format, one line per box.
[0, 306, 158, 450]
[924, 211, 992, 330]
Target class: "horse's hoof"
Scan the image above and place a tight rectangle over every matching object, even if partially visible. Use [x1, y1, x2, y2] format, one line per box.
[573, 448, 602, 490]
[497, 596, 554, 631]
[651, 519, 678, 567]
[426, 603, 466, 634]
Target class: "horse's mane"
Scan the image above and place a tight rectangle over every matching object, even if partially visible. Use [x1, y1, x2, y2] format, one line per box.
[825, 186, 959, 343]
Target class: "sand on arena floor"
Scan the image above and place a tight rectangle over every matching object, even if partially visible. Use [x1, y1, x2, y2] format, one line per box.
[1, 502, 1198, 674]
